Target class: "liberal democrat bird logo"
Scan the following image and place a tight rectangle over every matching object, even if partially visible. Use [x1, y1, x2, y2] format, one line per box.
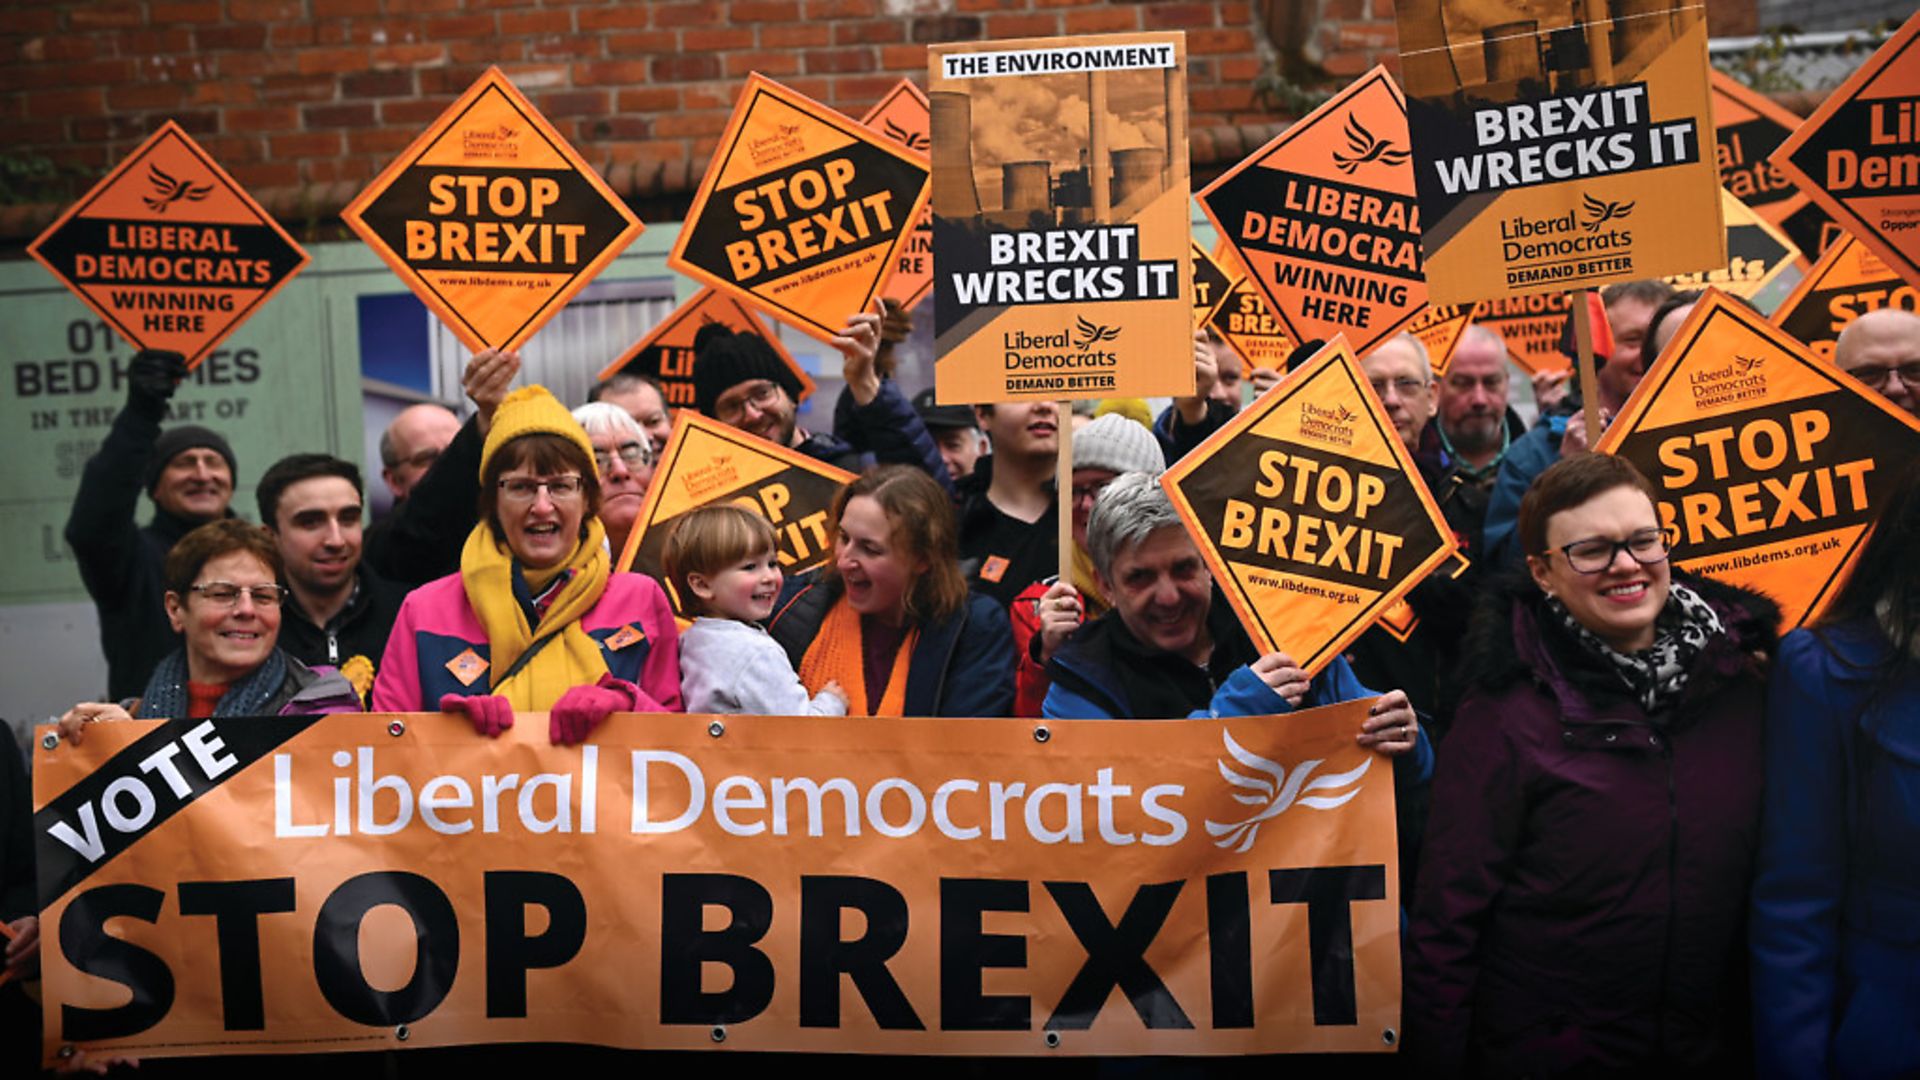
[1582, 193, 1635, 233]
[1073, 317, 1120, 351]
[1735, 354, 1765, 374]
[143, 164, 214, 213]
[882, 119, 929, 151]
[1331, 113, 1410, 174]
[1205, 731, 1371, 854]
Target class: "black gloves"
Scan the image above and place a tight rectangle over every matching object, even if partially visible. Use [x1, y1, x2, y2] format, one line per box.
[126, 349, 187, 418]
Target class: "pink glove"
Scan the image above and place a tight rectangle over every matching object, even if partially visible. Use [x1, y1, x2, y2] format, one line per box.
[440, 693, 514, 738]
[549, 674, 635, 746]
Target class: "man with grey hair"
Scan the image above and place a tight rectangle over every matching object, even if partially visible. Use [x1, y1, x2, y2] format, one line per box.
[1834, 308, 1920, 419]
[571, 401, 654, 560]
[1039, 472, 1428, 772]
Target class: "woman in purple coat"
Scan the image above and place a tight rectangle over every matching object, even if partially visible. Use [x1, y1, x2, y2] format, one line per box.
[1404, 453, 1780, 1077]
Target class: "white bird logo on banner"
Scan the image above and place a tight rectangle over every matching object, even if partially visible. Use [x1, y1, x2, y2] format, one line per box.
[1205, 730, 1371, 854]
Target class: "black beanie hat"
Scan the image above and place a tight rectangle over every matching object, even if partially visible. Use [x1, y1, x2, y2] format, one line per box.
[145, 424, 238, 494]
[692, 325, 803, 418]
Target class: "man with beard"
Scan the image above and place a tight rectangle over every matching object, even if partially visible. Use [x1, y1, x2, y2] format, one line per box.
[1428, 323, 1529, 558]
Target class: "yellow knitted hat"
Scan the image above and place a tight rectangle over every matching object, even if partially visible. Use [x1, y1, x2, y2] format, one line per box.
[1093, 396, 1154, 430]
[479, 385, 597, 480]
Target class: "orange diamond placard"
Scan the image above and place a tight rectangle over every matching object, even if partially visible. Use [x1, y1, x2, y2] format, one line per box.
[1406, 302, 1481, 377]
[616, 412, 855, 620]
[597, 286, 814, 412]
[1770, 9, 1920, 290]
[1191, 240, 1237, 330]
[1199, 67, 1426, 357]
[1662, 188, 1801, 299]
[1709, 69, 1836, 261]
[1475, 292, 1573, 377]
[340, 67, 644, 353]
[672, 73, 931, 343]
[1162, 337, 1458, 675]
[27, 121, 309, 368]
[1595, 289, 1920, 628]
[1772, 232, 1911, 362]
[859, 79, 934, 312]
[1211, 278, 1295, 372]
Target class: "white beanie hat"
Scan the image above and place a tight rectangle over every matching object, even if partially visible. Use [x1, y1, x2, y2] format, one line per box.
[1073, 413, 1164, 477]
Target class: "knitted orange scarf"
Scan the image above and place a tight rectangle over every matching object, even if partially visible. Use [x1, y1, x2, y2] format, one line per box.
[797, 594, 918, 717]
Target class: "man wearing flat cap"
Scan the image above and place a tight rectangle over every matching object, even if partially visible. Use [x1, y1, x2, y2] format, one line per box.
[66, 349, 240, 699]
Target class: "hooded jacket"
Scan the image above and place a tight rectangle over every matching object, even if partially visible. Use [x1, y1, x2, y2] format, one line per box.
[1404, 569, 1781, 1077]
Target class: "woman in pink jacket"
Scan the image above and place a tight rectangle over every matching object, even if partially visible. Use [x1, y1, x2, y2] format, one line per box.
[372, 386, 681, 742]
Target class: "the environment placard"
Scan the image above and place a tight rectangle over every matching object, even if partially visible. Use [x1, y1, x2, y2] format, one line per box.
[35, 704, 1401, 1058]
[859, 78, 935, 312]
[1200, 66, 1427, 355]
[615, 412, 854, 620]
[596, 286, 814, 411]
[1772, 232, 1912, 361]
[1406, 302, 1481, 377]
[339, 67, 644, 353]
[1769, 9, 1920, 290]
[1393, 0, 1725, 302]
[1662, 188, 1801, 299]
[1709, 68, 1836, 261]
[928, 33, 1195, 403]
[1161, 338, 1458, 675]
[1594, 289, 1920, 628]
[672, 73, 932, 343]
[27, 121, 309, 368]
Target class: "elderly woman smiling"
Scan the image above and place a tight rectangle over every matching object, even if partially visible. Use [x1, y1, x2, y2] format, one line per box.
[1404, 453, 1781, 1076]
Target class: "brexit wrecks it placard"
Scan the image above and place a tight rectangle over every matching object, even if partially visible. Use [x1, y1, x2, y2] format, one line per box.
[1161, 339, 1458, 675]
[928, 33, 1195, 403]
[1595, 288, 1920, 628]
[340, 68, 644, 353]
[616, 412, 853, 620]
[35, 704, 1401, 1058]
[672, 74, 932, 343]
[596, 286, 813, 412]
[1200, 66, 1428, 356]
[27, 122, 308, 367]
[1392, 0, 1725, 302]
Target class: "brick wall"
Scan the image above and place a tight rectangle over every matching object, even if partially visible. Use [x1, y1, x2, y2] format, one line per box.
[1, 0, 1277, 236]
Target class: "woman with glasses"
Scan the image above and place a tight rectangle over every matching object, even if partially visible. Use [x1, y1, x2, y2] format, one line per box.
[1403, 452, 1781, 1076]
[59, 519, 363, 730]
[372, 387, 681, 741]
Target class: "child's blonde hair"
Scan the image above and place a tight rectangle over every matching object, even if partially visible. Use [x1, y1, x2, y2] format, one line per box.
[662, 503, 778, 616]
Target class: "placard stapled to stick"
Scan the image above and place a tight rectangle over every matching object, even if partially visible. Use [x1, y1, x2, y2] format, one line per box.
[596, 286, 814, 411]
[1594, 288, 1920, 628]
[1161, 338, 1459, 674]
[859, 78, 936, 312]
[1772, 232, 1913, 361]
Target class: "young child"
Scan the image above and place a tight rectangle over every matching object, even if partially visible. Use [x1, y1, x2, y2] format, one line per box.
[665, 504, 848, 716]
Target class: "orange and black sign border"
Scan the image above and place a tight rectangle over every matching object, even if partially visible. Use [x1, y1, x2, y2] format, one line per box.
[596, 284, 817, 403]
[858, 79, 935, 314]
[1191, 240, 1239, 331]
[1406, 301, 1483, 378]
[339, 66, 645, 353]
[1769, 232, 1894, 352]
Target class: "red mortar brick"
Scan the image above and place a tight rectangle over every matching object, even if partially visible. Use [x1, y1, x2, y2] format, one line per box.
[68, 3, 144, 29]
[732, 0, 802, 20]
[270, 132, 344, 157]
[1064, 8, 1140, 32]
[223, 106, 300, 134]
[804, 48, 876, 74]
[986, 13, 1061, 37]
[305, 102, 378, 128]
[342, 70, 415, 98]
[727, 51, 802, 77]
[501, 10, 574, 34]
[106, 83, 187, 110]
[150, 1, 223, 23]
[425, 14, 498, 38]
[652, 4, 712, 28]
[763, 24, 831, 46]
[196, 25, 270, 50]
[685, 28, 757, 51]
[617, 87, 682, 112]
[541, 89, 611, 117]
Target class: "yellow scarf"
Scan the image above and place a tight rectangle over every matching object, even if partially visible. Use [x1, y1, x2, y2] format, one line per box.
[798, 594, 919, 717]
[460, 517, 612, 710]
[1071, 542, 1111, 620]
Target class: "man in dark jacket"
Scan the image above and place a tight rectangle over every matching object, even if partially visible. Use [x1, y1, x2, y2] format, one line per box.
[257, 454, 406, 680]
[64, 349, 239, 700]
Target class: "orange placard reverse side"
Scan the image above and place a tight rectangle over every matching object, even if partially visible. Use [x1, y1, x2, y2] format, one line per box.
[673, 73, 931, 343]
[1770, 9, 1920, 290]
[597, 286, 814, 411]
[616, 412, 854, 620]
[1406, 302, 1481, 378]
[27, 122, 309, 367]
[1709, 69, 1837, 262]
[1199, 66, 1426, 356]
[340, 67, 644, 353]
[1595, 289, 1920, 628]
[859, 78, 935, 312]
[1161, 338, 1458, 675]
[1772, 232, 1914, 361]
[1662, 188, 1801, 300]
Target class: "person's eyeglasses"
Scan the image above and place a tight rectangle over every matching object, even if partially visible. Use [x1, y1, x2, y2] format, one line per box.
[1070, 483, 1109, 504]
[1369, 377, 1430, 399]
[715, 382, 781, 423]
[497, 475, 585, 504]
[1551, 527, 1673, 574]
[593, 441, 650, 472]
[1845, 360, 1920, 389]
[190, 582, 288, 608]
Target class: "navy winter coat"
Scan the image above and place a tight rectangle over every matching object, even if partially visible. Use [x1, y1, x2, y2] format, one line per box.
[823, 378, 955, 496]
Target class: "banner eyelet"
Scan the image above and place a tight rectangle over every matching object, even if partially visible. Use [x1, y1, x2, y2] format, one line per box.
[708, 720, 726, 738]
[1033, 725, 1051, 744]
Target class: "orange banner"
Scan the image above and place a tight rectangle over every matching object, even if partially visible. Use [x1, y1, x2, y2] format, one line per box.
[1772, 232, 1915, 361]
[596, 286, 814, 411]
[1595, 288, 1920, 627]
[34, 704, 1401, 1060]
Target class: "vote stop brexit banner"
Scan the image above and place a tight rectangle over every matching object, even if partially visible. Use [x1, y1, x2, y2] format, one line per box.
[1594, 288, 1920, 627]
[1709, 69, 1837, 261]
[340, 67, 644, 353]
[1768, 8, 1920, 290]
[33, 704, 1402, 1060]
[1392, 0, 1724, 302]
[26, 121, 309, 367]
[1662, 188, 1801, 300]
[1161, 339, 1458, 675]
[615, 412, 854, 620]
[1200, 66, 1427, 356]
[672, 73, 932, 344]
[1772, 232, 1914, 361]
[928, 32, 1195, 403]
[859, 78, 935, 312]
[596, 286, 814, 411]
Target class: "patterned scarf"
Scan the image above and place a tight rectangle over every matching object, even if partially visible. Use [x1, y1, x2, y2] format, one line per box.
[1548, 581, 1722, 715]
[139, 647, 289, 719]
[460, 517, 612, 710]
[797, 594, 919, 717]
